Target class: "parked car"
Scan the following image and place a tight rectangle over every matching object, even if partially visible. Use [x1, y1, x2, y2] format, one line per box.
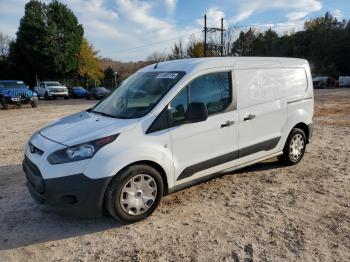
[313, 76, 330, 89]
[86, 87, 111, 100]
[69, 86, 87, 98]
[339, 76, 350, 87]
[34, 81, 69, 99]
[0, 80, 38, 110]
[23, 57, 314, 223]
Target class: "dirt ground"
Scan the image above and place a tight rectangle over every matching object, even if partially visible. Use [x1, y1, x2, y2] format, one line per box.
[0, 89, 349, 262]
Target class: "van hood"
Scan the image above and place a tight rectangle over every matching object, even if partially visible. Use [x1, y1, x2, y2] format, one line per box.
[39, 111, 138, 146]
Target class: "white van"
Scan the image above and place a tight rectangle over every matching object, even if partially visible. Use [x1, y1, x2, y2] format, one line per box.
[23, 57, 314, 223]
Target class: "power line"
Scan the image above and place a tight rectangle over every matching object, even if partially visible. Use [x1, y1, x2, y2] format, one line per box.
[105, 11, 350, 59]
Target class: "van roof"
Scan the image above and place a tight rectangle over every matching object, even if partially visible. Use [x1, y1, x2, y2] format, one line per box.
[140, 57, 308, 74]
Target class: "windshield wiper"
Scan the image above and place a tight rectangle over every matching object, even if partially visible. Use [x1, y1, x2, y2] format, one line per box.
[88, 109, 117, 118]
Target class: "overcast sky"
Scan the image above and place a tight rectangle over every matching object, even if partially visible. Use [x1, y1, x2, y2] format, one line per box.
[0, 0, 349, 61]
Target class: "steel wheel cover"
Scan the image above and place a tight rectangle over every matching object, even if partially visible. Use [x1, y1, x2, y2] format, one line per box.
[120, 174, 157, 216]
[289, 133, 305, 161]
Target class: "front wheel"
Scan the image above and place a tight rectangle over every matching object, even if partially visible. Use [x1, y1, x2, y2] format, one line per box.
[31, 100, 38, 108]
[105, 165, 164, 223]
[1, 97, 9, 110]
[281, 128, 306, 165]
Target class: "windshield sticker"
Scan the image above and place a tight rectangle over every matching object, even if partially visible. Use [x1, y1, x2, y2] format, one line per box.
[156, 73, 178, 79]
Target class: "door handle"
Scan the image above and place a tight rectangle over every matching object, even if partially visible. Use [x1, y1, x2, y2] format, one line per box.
[221, 120, 235, 128]
[244, 114, 256, 121]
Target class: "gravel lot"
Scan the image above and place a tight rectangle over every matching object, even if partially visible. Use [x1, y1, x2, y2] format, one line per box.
[0, 89, 349, 261]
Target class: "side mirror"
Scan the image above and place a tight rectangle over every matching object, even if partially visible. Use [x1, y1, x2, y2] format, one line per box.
[185, 102, 208, 123]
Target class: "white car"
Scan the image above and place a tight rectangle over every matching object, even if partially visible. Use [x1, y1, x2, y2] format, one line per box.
[34, 81, 69, 99]
[339, 76, 350, 87]
[23, 57, 314, 223]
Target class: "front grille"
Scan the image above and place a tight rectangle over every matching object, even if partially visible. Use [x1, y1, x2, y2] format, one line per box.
[23, 156, 45, 193]
[12, 91, 29, 97]
[52, 88, 66, 92]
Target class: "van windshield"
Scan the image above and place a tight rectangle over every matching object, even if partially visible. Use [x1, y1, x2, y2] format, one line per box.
[91, 71, 185, 119]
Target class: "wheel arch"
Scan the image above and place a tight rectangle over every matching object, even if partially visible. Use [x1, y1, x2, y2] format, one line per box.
[104, 160, 169, 196]
[292, 122, 310, 143]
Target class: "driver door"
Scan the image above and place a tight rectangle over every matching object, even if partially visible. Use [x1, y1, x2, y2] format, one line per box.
[169, 71, 239, 185]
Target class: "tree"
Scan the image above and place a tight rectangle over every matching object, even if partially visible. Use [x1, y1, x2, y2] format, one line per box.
[78, 38, 102, 82]
[12, 0, 83, 84]
[146, 51, 168, 63]
[0, 33, 12, 58]
[169, 41, 185, 60]
[251, 29, 278, 56]
[104, 66, 115, 79]
[231, 28, 256, 56]
[46, 0, 84, 76]
[186, 36, 204, 58]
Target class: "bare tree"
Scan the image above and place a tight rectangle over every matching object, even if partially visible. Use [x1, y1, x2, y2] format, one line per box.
[168, 40, 185, 60]
[0, 32, 13, 58]
[146, 51, 168, 63]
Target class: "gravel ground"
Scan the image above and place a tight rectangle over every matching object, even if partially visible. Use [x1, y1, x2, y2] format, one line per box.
[0, 90, 349, 261]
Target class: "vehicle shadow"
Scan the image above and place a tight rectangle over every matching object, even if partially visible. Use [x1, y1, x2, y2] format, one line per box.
[0, 164, 121, 250]
[235, 157, 285, 174]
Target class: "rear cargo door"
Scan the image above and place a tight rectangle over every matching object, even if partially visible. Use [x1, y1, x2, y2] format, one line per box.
[234, 61, 287, 162]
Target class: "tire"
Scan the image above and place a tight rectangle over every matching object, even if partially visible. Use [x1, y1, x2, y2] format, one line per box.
[1, 97, 9, 110]
[64, 96, 69, 100]
[44, 92, 50, 100]
[31, 100, 38, 108]
[281, 128, 306, 165]
[105, 164, 164, 223]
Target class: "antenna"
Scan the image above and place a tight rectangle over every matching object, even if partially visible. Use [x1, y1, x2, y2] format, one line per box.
[154, 48, 168, 69]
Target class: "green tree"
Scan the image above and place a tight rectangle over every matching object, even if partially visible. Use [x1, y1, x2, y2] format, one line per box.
[104, 66, 115, 80]
[46, 0, 84, 77]
[231, 28, 256, 56]
[12, 0, 83, 84]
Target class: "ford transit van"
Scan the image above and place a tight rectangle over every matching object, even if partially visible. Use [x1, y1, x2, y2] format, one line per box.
[23, 57, 314, 223]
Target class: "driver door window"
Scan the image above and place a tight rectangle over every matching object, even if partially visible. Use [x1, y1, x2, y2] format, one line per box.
[169, 72, 232, 125]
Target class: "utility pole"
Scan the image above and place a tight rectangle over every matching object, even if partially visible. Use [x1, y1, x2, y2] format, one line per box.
[203, 15, 226, 57]
[221, 18, 224, 56]
[204, 14, 207, 57]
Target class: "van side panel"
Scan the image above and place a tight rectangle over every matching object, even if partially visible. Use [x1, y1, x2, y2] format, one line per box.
[234, 65, 288, 162]
[278, 64, 314, 147]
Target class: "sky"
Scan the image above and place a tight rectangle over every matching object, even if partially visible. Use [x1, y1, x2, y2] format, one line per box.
[0, 0, 349, 61]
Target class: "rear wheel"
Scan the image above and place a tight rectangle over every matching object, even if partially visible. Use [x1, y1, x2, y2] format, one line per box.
[1, 97, 9, 110]
[105, 164, 163, 223]
[281, 128, 306, 165]
[64, 96, 69, 100]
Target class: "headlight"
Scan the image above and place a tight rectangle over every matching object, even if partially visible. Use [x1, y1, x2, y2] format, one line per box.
[47, 134, 119, 165]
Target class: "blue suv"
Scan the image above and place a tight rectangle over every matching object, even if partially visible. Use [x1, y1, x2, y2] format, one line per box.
[0, 80, 38, 110]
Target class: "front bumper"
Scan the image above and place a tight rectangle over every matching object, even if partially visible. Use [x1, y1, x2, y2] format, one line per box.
[8, 96, 37, 103]
[22, 156, 112, 217]
[48, 92, 68, 97]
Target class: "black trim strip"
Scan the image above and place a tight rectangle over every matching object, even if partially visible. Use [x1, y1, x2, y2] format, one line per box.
[176, 136, 281, 181]
[177, 151, 239, 181]
[239, 137, 280, 158]
[287, 97, 313, 104]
